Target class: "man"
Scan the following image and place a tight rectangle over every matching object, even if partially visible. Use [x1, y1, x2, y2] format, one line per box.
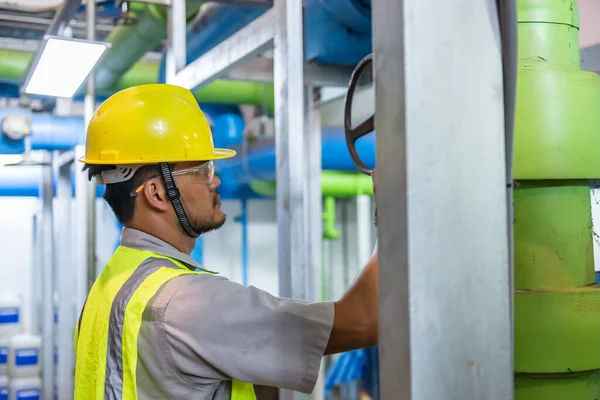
[74, 83, 379, 399]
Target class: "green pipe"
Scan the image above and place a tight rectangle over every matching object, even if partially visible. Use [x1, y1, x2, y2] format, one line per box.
[514, 0, 600, 398]
[0, 49, 275, 110]
[94, 1, 203, 91]
[248, 171, 374, 198]
[323, 196, 341, 240]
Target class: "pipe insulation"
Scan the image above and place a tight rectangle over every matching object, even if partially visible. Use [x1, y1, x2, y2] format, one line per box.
[94, 0, 203, 91]
[0, 48, 275, 107]
[513, 0, 600, 398]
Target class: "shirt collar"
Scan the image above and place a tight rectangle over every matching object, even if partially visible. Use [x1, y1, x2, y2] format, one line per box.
[119, 227, 217, 274]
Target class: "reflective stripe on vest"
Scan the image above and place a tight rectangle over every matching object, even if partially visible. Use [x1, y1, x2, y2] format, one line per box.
[74, 246, 256, 400]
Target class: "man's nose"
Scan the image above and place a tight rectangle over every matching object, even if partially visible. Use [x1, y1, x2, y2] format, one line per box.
[210, 174, 221, 190]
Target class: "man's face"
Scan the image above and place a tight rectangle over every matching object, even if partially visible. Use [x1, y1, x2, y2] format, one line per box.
[173, 161, 226, 235]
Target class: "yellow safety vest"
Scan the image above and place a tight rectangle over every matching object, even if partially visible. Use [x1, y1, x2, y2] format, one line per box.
[74, 245, 256, 400]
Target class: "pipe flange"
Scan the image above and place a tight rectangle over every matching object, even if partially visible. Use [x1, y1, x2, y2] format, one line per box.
[1, 115, 31, 141]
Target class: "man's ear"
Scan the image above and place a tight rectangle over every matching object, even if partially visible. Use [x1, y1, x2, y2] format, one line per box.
[140, 178, 171, 212]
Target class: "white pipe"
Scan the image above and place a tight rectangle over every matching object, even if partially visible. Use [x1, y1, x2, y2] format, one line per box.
[0, 0, 64, 12]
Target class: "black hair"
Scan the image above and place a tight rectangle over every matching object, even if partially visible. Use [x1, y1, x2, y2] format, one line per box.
[82, 163, 165, 225]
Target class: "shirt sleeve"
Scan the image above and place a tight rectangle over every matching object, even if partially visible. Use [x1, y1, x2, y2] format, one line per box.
[161, 274, 335, 393]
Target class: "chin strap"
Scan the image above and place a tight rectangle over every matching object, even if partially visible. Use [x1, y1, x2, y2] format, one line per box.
[159, 162, 200, 238]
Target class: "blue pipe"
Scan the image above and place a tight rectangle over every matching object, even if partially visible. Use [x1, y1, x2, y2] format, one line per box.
[218, 128, 376, 183]
[0, 165, 264, 199]
[0, 109, 84, 154]
[0, 107, 241, 154]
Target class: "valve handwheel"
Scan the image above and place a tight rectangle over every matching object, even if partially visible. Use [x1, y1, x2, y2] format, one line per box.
[344, 53, 377, 226]
[344, 53, 375, 176]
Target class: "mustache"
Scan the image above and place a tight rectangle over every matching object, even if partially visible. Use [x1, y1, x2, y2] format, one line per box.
[213, 191, 220, 206]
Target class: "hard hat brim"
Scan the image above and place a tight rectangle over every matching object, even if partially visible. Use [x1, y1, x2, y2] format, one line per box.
[78, 147, 237, 165]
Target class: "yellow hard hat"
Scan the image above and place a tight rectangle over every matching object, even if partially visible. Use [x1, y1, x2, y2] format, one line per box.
[79, 83, 236, 165]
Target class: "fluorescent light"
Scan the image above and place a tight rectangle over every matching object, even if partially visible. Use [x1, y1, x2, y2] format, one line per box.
[24, 36, 109, 98]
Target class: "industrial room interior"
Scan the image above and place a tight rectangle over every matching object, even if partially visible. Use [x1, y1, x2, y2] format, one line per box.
[1, 0, 600, 399]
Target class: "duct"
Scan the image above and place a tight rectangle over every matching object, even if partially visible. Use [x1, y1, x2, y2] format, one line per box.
[304, 0, 371, 65]
[0, 0, 63, 12]
[218, 128, 375, 183]
[0, 48, 275, 107]
[94, 0, 203, 91]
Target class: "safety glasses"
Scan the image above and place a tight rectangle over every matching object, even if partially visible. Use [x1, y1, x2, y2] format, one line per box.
[130, 161, 215, 197]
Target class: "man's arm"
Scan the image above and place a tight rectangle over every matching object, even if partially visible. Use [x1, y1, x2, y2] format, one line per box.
[162, 274, 335, 394]
[325, 241, 378, 355]
[326, 169, 379, 354]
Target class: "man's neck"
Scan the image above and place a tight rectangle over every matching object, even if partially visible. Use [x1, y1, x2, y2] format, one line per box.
[126, 222, 195, 254]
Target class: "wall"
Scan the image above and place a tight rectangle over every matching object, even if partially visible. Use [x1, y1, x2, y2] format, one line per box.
[579, 0, 600, 48]
[0, 197, 39, 333]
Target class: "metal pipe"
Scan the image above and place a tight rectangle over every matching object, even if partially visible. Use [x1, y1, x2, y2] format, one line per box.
[85, 0, 97, 293]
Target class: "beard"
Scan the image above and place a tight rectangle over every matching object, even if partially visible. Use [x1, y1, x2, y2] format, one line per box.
[190, 213, 226, 236]
[189, 192, 226, 235]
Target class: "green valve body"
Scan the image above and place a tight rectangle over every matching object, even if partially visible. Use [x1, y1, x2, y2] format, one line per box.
[514, 0, 600, 398]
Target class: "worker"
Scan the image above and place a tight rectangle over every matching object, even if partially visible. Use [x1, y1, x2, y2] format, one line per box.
[73, 83, 379, 399]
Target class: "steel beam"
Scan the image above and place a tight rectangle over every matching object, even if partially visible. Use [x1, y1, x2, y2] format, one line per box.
[223, 57, 355, 87]
[165, 0, 187, 82]
[171, 8, 275, 89]
[373, 0, 512, 399]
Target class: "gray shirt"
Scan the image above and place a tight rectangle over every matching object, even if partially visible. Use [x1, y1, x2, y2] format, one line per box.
[119, 228, 335, 399]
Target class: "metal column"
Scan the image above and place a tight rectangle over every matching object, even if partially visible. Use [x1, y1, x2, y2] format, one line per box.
[274, 0, 321, 398]
[373, 0, 512, 399]
[40, 152, 55, 400]
[55, 153, 75, 399]
[84, 0, 97, 292]
[273, 0, 310, 301]
[166, 0, 187, 82]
